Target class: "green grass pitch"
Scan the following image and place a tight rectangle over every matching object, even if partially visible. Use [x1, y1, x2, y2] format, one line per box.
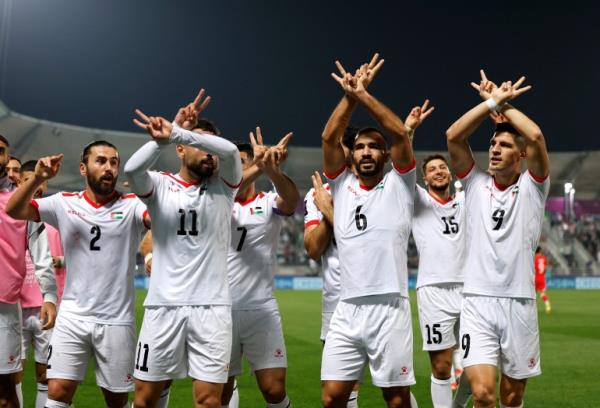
[19, 289, 600, 407]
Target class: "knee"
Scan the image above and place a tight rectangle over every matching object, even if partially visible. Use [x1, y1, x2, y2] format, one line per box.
[133, 395, 153, 408]
[501, 389, 524, 407]
[471, 383, 496, 407]
[261, 380, 286, 403]
[195, 394, 221, 408]
[321, 393, 337, 408]
[431, 359, 452, 379]
[47, 381, 70, 401]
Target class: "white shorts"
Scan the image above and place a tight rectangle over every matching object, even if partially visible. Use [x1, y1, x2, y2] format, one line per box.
[134, 305, 232, 383]
[0, 302, 22, 374]
[321, 295, 415, 388]
[230, 307, 287, 377]
[47, 313, 136, 392]
[21, 307, 52, 363]
[417, 283, 463, 351]
[321, 311, 334, 342]
[459, 296, 541, 379]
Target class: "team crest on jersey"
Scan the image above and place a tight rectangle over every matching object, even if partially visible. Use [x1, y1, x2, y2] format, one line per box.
[110, 211, 124, 220]
[250, 206, 264, 215]
[452, 202, 459, 209]
[199, 185, 208, 195]
[512, 186, 519, 198]
[375, 181, 385, 190]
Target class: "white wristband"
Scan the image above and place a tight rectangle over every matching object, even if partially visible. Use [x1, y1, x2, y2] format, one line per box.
[144, 253, 153, 264]
[485, 98, 503, 112]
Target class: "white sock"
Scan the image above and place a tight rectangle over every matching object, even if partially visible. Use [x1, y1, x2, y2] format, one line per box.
[430, 375, 452, 408]
[15, 382, 23, 408]
[156, 387, 170, 408]
[36, 383, 49, 408]
[347, 390, 359, 408]
[452, 372, 471, 408]
[228, 380, 239, 408]
[500, 403, 523, 408]
[45, 399, 70, 408]
[410, 391, 418, 408]
[266, 395, 291, 408]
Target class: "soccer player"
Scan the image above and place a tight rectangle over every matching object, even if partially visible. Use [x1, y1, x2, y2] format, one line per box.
[220, 128, 298, 408]
[6, 141, 149, 408]
[534, 247, 551, 314]
[446, 70, 550, 408]
[15, 161, 67, 408]
[1, 135, 57, 408]
[7, 156, 21, 185]
[126, 89, 242, 408]
[413, 153, 467, 408]
[320, 56, 417, 408]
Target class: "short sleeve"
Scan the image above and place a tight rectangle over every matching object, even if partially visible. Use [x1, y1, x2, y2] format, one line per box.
[267, 191, 292, 217]
[32, 194, 62, 229]
[389, 161, 417, 200]
[304, 188, 322, 228]
[323, 168, 352, 198]
[138, 171, 163, 203]
[134, 198, 150, 230]
[457, 164, 487, 194]
[522, 170, 550, 205]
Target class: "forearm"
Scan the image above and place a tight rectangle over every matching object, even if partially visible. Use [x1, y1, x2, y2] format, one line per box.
[266, 169, 299, 214]
[6, 176, 44, 220]
[501, 104, 544, 142]
[139, 231, 153, 257]
[28, 224, 57, 304]
[124, 141, 165, 196]
[322, 96, 355, 173]
[356, 91, 409, 138]
[239, 165, 262, 191]
[446, 101, 490, 143]
[170, 124, 242, 184]
[304, 222, 333, 260]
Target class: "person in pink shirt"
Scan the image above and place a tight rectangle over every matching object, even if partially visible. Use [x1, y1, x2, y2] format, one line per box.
[0, 135, 57, 408]
[16, 161, 66, 408]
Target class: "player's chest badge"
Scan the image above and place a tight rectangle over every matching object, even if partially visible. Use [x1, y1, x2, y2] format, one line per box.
[250, 206, 264, 216]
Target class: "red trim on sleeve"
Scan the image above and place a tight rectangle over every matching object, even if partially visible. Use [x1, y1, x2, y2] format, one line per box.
[142, 209, 151, 230]
[456, 162, 475, 179]
[136, 188, 154, 199]
[120, 193, 137, 200]
[222, 177, 242, 189]
[528, 169, 549, 183]
[30, 199, 41, 222]
[323, 165, 346, 180]
[393, 159, 417, 174]
[304, 219, 321, 229]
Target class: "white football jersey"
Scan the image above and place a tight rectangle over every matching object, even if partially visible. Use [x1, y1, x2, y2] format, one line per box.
[303, 186, 340, 313]
[460, 166, 550, 299]
[227, 191, 286, 310]
[142, 171, 237, 306]
[33, 191, 147, 324]
[326, 164, 416, 300]
[413, 185, 466, 288]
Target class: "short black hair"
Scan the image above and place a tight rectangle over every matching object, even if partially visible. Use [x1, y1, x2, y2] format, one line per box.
[81, 140, 119, 164]
[20, 160, 37, 173]
[193, 118, 221, 136]
[0, 134, 9, 147]
[9, 156, 21, 165]
[235, 142, 254, 159]
[422, 154, 448, 175]
[342, 126, 360, 150]
[352, 127, 388, 150]
[494, 122, 520, 137]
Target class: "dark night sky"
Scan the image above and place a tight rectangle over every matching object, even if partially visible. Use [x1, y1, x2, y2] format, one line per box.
[1, 1, 599, 152]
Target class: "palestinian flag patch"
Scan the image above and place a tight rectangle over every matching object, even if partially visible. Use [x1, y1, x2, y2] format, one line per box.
[111, 211, 124, 220]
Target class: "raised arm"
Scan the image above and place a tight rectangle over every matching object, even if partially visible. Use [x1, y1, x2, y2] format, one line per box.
[6, 154, 63, 220]
[304, 172, 334, 260]
[324, 54, 384, 175]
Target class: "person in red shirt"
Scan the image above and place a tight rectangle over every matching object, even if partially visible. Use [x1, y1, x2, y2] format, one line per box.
[535, 246, 551, 314]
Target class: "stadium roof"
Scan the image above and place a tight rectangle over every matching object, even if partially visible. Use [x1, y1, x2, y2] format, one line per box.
[1, 100, 599, 199]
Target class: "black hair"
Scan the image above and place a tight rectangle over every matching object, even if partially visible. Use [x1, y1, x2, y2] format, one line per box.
[9, 156, 21, 165]
[342, 126, 360, 150]
[81, 140, 119, 164]
[494, 122, 520, 137]
[193, 118, 221, 136]
[20, 160, 37, 173]
[235, 142, 254, 159]
[422, 154, 448, 175]
[0, 134, 9, 147]
[351, 127, 388, 150]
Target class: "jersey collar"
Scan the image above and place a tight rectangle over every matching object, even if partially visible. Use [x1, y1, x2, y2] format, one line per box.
[83, 190, 120, 209]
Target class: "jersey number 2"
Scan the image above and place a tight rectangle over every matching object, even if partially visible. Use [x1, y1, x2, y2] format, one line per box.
[90, 225, 101, 251]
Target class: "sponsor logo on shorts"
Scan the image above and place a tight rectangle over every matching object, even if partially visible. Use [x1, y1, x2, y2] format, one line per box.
[8, 355, 16, 364]
[125, 374, 133, 384]
[274, 348, 284, 358]
[528, 358, 536, 369]
[400, 366, 409, 375]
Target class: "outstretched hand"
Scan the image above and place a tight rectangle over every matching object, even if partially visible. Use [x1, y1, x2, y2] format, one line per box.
[35, 154, 64, 181]
[311, 171, 333, 224]
[174, 88, 212, 130]
[491, 77, 532, 105]
[250, 127, 293, 169]
[405, 99, 435, 131]
[133, 109, 172, 142]
[331, 53, 385, 95]
[470, 69, 498, 100]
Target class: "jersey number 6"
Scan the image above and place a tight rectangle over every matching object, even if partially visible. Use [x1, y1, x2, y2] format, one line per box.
[355, 205, 367, 231]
